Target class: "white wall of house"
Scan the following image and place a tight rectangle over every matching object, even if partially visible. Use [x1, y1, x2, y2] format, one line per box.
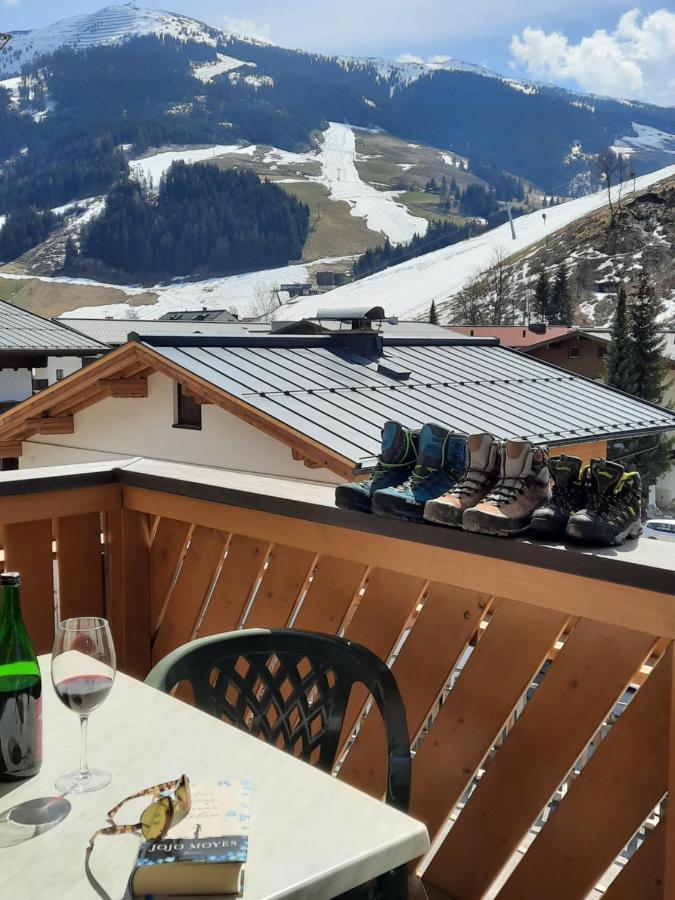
[33, 356, 86, 387]
[0, 367, 33, 402]
[20, 371, 343, 484]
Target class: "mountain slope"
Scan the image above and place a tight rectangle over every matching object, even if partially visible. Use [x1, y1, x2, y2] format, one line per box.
[279, 164, 675, 322]
[1, 5, 674, 200]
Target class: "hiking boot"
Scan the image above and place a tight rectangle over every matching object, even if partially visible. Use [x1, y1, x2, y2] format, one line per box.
[372, 424, 467, 522]
[462, 440, 551, 537]
[529, 455, 587, 540]
[423, 433, 500, 527]
[335, 421, 418, 513]
[566, 459, 643, 545]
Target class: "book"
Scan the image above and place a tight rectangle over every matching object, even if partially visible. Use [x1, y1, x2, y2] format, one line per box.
[130, 779, 251, 897]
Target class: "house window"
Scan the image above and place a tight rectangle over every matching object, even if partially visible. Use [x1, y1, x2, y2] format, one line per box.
[568, 347, 581, 359]
[0, 457, 19, 471]
[597, 346, 607, 359]
[174, 383, 202, 430]
[55, 368, 64, 381]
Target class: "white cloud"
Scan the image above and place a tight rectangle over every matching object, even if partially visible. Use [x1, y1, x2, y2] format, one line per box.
[510, 9, 675, 105]
[396, 53, 424, 64]
[221, 16, 271, 43]
[3, 0, 19, 7]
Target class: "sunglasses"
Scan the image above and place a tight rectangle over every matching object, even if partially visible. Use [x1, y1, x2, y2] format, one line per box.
[88, 774, 191, 849]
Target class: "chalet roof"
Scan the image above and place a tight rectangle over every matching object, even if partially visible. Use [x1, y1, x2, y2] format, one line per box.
[583, 329, 675, 363]
[137, 332, 675, 467]
[1, 329, 673, 476]
[449, 325, 573, 348]
[157, 308, 239, 323]
[60, 318, 270, 346]
[0, 301, 106, 355]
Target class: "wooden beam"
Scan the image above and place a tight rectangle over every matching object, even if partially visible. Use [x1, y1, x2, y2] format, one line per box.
[25, 415, 74, 435]
[0, 484, 121, 525]
[122, 486, 675, 639]
[98, 377, 148, 398]
[0, 441, 22, 458]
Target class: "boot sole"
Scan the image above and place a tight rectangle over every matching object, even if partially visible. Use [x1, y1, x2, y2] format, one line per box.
[462, 515, 531, 538]
[567, 520, 643, 546]
[335, 495, 373, 514]
[528, 517, 568, 541]
[423, 507, 465, 528]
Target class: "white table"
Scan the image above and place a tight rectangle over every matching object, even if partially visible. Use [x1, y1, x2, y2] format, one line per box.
[2, 657, 428, 899]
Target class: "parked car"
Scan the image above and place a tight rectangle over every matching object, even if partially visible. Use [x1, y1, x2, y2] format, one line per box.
[644, 519, 675, 542]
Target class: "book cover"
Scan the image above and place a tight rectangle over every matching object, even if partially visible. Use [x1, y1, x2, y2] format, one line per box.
[131, 779, 251, 897]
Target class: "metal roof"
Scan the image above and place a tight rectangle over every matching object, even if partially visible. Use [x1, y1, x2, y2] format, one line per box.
[60, 318, 272, 346]
[158, 309, 239, 323]
[140, 334, 675, 467]
[0, 301, 106, 355]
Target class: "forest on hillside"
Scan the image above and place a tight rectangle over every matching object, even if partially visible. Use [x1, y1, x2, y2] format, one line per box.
[69, 162, 309, 280]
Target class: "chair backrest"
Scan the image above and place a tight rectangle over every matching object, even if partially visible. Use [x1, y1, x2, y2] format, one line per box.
[146, 628, 411, 811]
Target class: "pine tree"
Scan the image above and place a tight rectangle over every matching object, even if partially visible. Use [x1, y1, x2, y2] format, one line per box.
[608, 271, 672, 492]
[549, 263, 573, 325]
[628, 272, 667, 404]
[63, 236, 78, 272]
[429, 300, 439, 325]
[604, 282, 635, 393]
[534, 269, 550, 320]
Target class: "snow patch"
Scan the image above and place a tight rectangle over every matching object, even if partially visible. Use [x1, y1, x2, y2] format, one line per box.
[192, 53, 255, 83]
[620, 123, 675, 154]
[129, 144, 257, 188]
[362, 96, 376, 108]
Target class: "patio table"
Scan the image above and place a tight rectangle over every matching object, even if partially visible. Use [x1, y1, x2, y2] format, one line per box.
[2, 656, 429, 900]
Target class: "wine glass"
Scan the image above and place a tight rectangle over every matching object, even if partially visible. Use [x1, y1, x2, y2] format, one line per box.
[51, 617, 116, 794]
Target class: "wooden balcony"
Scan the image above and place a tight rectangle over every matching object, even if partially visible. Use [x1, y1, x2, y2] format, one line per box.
[1, 457, 674, 900]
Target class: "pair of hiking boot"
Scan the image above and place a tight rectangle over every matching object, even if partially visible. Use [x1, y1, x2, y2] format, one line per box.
[334, 421, 467, 522]
[424, 434, 552, 536]
[530, 455, 643, 546]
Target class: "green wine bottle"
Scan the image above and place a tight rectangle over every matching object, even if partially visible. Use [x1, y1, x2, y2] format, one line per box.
[0, 572, 42, 780]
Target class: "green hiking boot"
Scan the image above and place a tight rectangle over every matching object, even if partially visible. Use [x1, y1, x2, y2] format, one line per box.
[566, 459, 643, 545]
[529, 455, 587, 540]
[335, 421, 418, 513]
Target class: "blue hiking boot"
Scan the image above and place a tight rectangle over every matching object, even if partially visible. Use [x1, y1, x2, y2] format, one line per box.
[372, 424, 467, 522]
[335, 421, 419, 513]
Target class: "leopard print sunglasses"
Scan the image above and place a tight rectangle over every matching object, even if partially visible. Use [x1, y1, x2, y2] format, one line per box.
[88, 774, 191, 849]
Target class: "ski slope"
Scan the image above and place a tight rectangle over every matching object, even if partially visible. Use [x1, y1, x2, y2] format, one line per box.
[318, 123, 428, 244]
[281, 163, 675, 321]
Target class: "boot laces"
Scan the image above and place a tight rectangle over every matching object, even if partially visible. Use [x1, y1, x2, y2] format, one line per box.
[487, 476, 526, 507]
[551, 485, 580, 513]
[451, 468, 490, 497]
[405, 464, 438, 489]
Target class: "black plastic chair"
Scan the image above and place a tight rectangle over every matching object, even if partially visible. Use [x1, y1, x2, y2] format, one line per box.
[146, 628, 412, 899]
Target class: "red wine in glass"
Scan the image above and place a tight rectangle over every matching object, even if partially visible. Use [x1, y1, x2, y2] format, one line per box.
[54, 675, 114, 715]
[51, 617, 116, 794]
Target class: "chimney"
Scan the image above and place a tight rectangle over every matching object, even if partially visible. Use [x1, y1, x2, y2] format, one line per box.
[316, 306, 386, 358]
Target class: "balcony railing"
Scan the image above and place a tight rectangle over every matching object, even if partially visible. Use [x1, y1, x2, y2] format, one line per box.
[1, 457, 674, 900]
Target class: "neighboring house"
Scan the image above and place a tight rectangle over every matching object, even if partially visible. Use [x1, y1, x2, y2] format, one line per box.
[0, 300, 105, 445]
[157, 308, 240, 323]
[1, 312, 673, 483]
[62, 318, 271, 348]
[451, 324, 675, 509]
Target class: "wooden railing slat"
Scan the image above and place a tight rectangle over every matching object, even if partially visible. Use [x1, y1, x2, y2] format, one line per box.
[340, 584, 492, 798]
[495, 645, 671, 900]
[55, 512, 105, 621]
[292, 555, 367, 634]
[152, 525, 228, 664]
[150, 517, 192, 634]
[2, 519, 55, 653]
[104, 508, 151, 678]
[197, 535, 270, 637]
[424, 619, 658, 899]
[411, 600, 569, 842]
[338, 568, 427, 753]
[603, 820, 665, 900]
[243, 544, 317, 629]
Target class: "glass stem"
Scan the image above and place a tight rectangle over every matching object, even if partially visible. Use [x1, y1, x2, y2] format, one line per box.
[79, 715, 89, 778]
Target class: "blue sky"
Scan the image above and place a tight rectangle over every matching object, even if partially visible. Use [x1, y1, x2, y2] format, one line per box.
[3, 1, 674, 105]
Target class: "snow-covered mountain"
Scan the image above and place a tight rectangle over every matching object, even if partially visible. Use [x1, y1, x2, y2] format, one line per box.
[280, 164, 675, 322]
[1, 4, 247, 76]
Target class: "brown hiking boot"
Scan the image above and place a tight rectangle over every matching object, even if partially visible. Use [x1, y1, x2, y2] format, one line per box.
[462, 441, 551, 537]
[424, 433, 499, 527]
